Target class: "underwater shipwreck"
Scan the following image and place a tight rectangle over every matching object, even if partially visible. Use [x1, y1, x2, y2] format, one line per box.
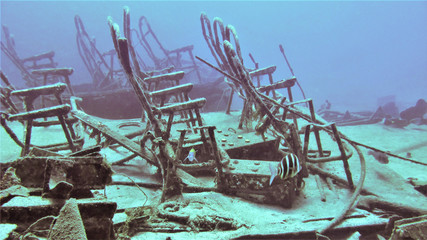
[1, 6, 427, 240]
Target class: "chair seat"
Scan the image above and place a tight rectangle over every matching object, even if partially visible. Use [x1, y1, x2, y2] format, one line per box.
[33, 116, 79, 127]
[11, 83, 67, 98]
[158, 98, 206, 113]
[168, 45, 194, 54]
[143, 71, 185, 85]
[150, 83, 193, 98]
[9, 104, 71, 121]
[257, 77, 296, 93]
[21, 51, 55, 62]
[32, 68, 74, 77]
[249, 65, 276, 78]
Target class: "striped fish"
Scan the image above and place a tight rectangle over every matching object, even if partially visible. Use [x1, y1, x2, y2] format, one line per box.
[269, 153, 301, 185]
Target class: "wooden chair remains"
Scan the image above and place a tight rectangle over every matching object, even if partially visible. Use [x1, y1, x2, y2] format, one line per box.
[200, 13, 299, 129]
[197, 13, 362, 213]
[117, 7, 206, 135]
[75, 15, 125, 91]
[1, 71, 83, 156]
[105, 7, 207, 200]
[144, 72, 205, 134]
[1, 25, 61, 88]
[133, 15, 202, 82]
[1, 30, 83, 156]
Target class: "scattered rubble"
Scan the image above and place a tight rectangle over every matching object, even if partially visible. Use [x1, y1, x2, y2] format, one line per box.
[48, 198, 88, 240]
[1, 6, 426, 240]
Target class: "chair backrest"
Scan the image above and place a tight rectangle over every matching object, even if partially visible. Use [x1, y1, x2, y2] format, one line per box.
[1, 71, 20, 114]
[1, 25, 18, 58]
[75, 15, 124, 90]
[200, 13, 247, 97]
[1, 25, 58, 87]
[133, 15, 202, 82]
[136, 16, 170, 69]
[200, 13, 244, 74]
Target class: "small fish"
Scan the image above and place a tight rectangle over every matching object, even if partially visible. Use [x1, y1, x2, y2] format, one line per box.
[368, 150, 389, 164]
[269, 153, 301, 185]
[183, 148, 198, 163]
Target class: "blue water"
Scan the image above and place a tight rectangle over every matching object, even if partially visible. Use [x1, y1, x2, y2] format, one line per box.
[1, 1, 427, 112]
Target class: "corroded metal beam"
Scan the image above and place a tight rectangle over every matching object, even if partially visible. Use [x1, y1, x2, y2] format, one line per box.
[71, 109, 156, 166]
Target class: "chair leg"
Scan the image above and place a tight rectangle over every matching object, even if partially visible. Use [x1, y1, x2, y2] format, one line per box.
[42, 75, 48, 121]
[226, 90, 234, 115]
[308, 100, 323, 157]
[21, 119, 33, 156]
[65, 118, 77, 140]
[176, 94, 186, 119]
[287, 87, 299, 130]
[187, 110, 196, 132]
[57, 115, 76, 152]
[181, 93, 191, 129]
[184, 110, 192, 130]
[199, 127, 208, 154]
[194, 108, 203, 128]
[193, 109, 205, 134]
[238, 101, 248, 129]
[166, 113, 174, 139]
[331, 123, 354, 189]
[43, 159, 53, 193]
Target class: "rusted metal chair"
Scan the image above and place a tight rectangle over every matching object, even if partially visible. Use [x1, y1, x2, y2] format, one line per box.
[1, 25, 60, 88]
[1, 72, 83, 156]
[134, 16, 202, 82]
[74, 15, 126, 91]
[200, 13, 299, 130]
[117, 7, 206, 133]
[1, 25, 78, 100]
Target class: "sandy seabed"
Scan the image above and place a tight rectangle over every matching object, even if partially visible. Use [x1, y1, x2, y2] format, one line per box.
[1, 111, 426, 239]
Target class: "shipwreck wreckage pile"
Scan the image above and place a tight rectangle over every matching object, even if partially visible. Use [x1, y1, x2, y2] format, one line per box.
[1, 7, 427, 240]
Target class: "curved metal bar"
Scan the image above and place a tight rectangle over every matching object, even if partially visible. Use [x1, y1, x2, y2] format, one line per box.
[130, 28, 150, 71]
[200, 12, 221, 68]
[75, 15, 114, 88]
[138, 16, 168, 68]
[317, 143, 366, 234]
[212, 17, 232, 73]
[225, 25, 243, 65]
[122, 7, 147, 80]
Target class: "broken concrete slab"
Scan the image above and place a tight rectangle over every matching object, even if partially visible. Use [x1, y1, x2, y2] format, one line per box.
[0, 185, 30, 204]
[1, 196, 117, 240]
[0, 167, 21, 190]
[42, 181, 74, 199]
[48, 198, 87, 240]
[11, 155, 112, 191]
[0, 223, 17, 239]
[390, 215, 427, 240]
